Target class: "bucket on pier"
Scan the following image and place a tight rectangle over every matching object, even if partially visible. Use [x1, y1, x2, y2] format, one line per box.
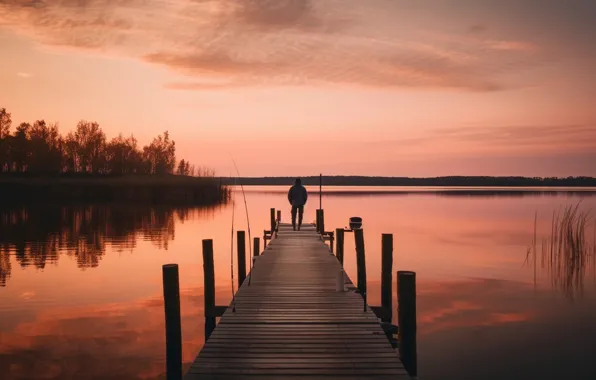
[349, 217, 362, 230]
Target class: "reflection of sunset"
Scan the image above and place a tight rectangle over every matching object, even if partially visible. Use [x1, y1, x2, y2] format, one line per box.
[0, 286, 226, 380]
[409, 279, 535, 336]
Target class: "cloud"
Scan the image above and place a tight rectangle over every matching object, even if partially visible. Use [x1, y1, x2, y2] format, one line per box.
[229, 0, 346, 33]
[16, 72, 32, 78]
[489, 40, 538, 53]
[366, 124, 596, 155]
[164, 81, 244, 91]
[0, 0, 547, 91]
[468, 24, 488, 34]
[432, 124, 596, 153]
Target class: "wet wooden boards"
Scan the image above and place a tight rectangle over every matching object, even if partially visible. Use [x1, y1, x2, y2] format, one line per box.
[184, 223, 410, 379]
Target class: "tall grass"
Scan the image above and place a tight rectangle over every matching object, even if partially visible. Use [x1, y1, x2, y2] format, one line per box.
[525, 203, 595, 299]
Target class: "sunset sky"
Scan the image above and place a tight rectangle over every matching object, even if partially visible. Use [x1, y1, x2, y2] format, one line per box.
[1, 0, 595, 177]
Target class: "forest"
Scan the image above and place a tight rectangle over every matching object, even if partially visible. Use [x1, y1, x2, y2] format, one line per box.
[0, 108, 228, 204]
[0, 107, 204, 176]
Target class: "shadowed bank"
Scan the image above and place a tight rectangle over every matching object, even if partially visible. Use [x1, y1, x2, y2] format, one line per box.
[0, 175, 230, 205]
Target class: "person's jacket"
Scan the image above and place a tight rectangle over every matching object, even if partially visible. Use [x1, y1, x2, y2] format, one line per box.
[288, 185, 308, 207]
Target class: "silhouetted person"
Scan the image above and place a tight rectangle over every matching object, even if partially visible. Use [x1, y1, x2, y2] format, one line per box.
[288, 178, 308, 231]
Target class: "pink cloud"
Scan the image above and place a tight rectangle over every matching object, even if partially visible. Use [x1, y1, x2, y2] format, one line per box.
[0, 0, 547, 92]
[490, 40, 538, 53]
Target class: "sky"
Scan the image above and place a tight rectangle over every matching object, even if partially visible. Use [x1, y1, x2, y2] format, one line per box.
[0, 0, 595, 177]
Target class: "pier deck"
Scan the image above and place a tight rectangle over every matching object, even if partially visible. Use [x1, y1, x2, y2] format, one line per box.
[184, 222, 410, 379]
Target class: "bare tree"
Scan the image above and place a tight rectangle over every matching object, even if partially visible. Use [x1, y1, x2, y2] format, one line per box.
[0, 108, 11, 139]
[143, 131, 176, 175]
[68, 121, 106, 173]
[0, 108, 12, 172]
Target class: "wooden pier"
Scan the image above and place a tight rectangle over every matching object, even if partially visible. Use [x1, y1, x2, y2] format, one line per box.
[177, 220, 412, 379]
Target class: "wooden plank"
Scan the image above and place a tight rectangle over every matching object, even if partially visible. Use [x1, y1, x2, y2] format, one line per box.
[184, 221, 410, 379]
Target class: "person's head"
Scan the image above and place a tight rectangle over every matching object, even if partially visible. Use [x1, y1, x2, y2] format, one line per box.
[294, 178, 301, 186]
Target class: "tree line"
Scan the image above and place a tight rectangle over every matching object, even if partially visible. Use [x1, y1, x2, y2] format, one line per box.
[0, 108, 207, 176]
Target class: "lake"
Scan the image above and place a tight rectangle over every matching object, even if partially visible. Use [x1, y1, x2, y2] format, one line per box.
[1, 186, 596, 380]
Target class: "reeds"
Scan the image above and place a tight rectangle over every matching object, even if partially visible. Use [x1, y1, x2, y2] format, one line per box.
[525, 203, 595, 299]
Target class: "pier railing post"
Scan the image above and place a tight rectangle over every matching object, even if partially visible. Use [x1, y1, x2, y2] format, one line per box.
[162, 264, 182, 380]
[253, 237, 260, 257]
[276, 210, 281, 222]
[270, 208, 276, 236]
[319, 209, 325, 235]
[397, 271, 417, 377]
[354, 228, 367, 296]
[202, 240, 216, 341]
[381, 234, 393, 323]
[335, 228, 344, 265]
[237, 231, 246, 286]
[316, 209, 321, 232]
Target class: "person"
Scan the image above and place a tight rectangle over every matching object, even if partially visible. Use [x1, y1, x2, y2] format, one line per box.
[288, 178, 308, 231]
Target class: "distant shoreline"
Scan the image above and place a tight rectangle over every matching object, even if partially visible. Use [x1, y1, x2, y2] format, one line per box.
[217, 176, 596, 187]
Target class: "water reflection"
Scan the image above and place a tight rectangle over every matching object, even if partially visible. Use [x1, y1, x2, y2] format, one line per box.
[2, 189, 596, 380]
[0, 204, 222, 287]
[0, 285, 232, 380]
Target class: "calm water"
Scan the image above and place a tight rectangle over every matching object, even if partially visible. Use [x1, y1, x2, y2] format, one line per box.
[1, 186, 596, 380]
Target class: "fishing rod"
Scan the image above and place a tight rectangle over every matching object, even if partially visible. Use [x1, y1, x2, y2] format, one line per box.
[228, 153, 253, 285]
[230, 175, 237, 312]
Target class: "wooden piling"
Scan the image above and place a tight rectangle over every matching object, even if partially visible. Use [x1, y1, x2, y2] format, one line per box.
[316, 209, 321, 232]
[381, 234, 393, 323]
[397, 271, 417, 377]
[319, 209, 325, 235]
[162, 263, 182, 380]
[253, 237, 260, 257]
[335, 228, 344, 265]
[276, 210, 281, 222]
[270, 208, 276, 234]
[237, 231, 246, 286]
[202, 240, 216, 341]
[354, 228, 367, 296]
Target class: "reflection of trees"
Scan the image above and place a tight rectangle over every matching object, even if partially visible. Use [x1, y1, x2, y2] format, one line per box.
[0, 244, 10, 288]
[525, 204, 596, 300]
[0, 204, 221, 286]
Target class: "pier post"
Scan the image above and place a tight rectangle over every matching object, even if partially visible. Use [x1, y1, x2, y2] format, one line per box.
[162, 264, 182, 380]
[253, 237, 260, 257]
[319, 209, 325, 235]
[354, 228, 367, 296]
[335, 228, 344, 265]
[270, 208, 276, 236]
[398, 271, 417, 377]
[316, 209, 321, 232]
[381, 234, 393, 323]
[203, 240, 216, 341]
[277, 210, 281, 222]
[237, 231, 246, 286]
